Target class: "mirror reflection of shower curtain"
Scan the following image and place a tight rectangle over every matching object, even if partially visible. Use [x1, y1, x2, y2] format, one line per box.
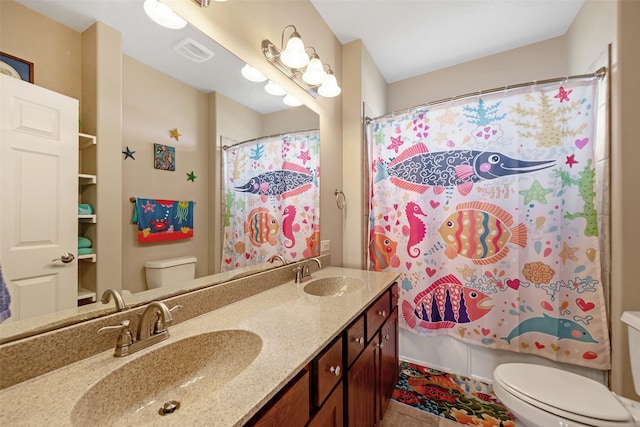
[366, 79, 611, 370]
[221, 130, 320, 271]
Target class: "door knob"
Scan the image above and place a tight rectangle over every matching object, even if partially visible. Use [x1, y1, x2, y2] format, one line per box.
[52, 253, 75, 263]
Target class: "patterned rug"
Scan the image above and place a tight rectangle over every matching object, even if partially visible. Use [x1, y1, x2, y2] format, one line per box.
[392, 360, 516, 427]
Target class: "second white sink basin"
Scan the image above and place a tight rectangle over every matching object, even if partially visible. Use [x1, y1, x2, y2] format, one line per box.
[71, 329, 261, 425]
[303, 276, 365, 297]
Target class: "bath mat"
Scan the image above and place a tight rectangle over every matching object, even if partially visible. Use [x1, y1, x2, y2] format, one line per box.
[392, 360, 515, 427]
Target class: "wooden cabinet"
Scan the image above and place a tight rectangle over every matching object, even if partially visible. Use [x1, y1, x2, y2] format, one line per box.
[379, 309, 398, 420]
[247, 282, 398, 427]
[248, 369, 310, 427]
[309, 382, 343, 427]
[347, 333, 379, 427]
[346, 284, 399, 426]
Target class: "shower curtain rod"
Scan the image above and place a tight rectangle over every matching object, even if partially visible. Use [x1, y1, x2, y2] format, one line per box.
[221, 128, 320, 151]
[364, 66, 606, 124]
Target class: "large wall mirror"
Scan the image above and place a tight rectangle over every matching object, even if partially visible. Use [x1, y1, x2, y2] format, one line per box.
[0, 0, 319, 342]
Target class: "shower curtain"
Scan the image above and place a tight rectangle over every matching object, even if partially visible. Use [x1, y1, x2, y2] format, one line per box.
[367, 80, 610, 369]
[222, 130, 320, 271]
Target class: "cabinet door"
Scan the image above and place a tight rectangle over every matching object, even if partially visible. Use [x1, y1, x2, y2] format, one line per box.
[347, 335, 379, 427]
[315, 336, 343, 406]
[379, 309, 399, 420]
[249, 369, 310, 427]
[309, 382, 343, 427]
[345, 315, 366, 368]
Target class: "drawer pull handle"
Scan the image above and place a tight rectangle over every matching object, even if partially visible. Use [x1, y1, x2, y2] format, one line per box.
[384, 334, 390, 340]
[354, 337, 364, 345]
[330, 365, 341, 376]
[378, 310, 386, 317]
[377, 342, 384, 349]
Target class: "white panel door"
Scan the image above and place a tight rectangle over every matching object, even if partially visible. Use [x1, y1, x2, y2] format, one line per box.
[0, 74, 78, 321]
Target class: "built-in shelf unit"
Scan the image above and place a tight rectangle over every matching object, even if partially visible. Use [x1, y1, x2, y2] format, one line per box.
[78, 132, 97, 304]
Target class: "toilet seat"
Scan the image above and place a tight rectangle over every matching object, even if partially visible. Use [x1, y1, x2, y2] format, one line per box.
[494, 363, 633, 426]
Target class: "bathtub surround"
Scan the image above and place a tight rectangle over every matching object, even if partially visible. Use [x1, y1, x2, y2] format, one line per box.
[0, 254, 328, 390]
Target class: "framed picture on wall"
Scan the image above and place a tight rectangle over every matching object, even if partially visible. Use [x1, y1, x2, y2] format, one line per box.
[0, 52, 33, 83]
[154, 143, 176, 171]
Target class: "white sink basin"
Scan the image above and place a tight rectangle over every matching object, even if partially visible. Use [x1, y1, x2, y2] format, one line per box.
[303, 276, 365, 297]
[71, 330, 261, 425]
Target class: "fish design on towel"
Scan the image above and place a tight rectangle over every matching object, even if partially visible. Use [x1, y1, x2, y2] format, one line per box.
[375, 142, 555, 195]
[235, 161, 315, 202]
[402, 274, 493, 330]
[244, 207, 279, 247]
[438, 201, 527, 265]
[368, 225, 400, 271]
[501, 314, 598, 344]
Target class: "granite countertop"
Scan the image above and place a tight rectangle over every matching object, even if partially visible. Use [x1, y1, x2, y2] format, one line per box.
[0, 267, 398, 426]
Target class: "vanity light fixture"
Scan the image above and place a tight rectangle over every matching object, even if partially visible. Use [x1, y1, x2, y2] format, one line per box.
[283, 94, 303, 107]
[241, 64, 267, 82]
[264, 80, 287, 96]
[262, 25, 341, 99]
[279, 25, 310, 69]
[143, 0, 187, 29]
[318, 66, 342, 98]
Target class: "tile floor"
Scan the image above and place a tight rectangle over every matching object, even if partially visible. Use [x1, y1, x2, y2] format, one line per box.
[381, 400, 465, 427]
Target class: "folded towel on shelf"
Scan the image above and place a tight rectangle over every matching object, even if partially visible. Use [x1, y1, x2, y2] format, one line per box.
[132, 198, 194, 243]
[78, 204, 94, 215]
[78, 236, 92, 248]
[0, 264, 11, 323]
[78, 248, 93, 256]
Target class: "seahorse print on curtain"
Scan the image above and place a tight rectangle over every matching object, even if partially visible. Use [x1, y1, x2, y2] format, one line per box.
[222, 130, 320, 271]
[367, 80, 611, 369]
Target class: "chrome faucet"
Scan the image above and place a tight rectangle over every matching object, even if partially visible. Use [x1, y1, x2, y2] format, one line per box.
[98, 301, 180, 357]
[100, 289, 126, 312]
[268, 254, 287, 265]
[293, 257, 322, 283]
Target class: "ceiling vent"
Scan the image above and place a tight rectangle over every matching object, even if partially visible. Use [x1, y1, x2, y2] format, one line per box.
[173, 38, 214, 63]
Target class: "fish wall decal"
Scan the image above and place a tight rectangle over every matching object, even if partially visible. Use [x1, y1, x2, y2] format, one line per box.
[375, 142, 555, 195]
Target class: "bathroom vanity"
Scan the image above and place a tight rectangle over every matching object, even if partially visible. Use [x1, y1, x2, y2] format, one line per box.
[0, 266, 399, 426]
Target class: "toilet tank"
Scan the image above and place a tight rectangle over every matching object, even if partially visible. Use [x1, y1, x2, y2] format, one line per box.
[621, 311, 640, 395]
[144, 256, 197, 289]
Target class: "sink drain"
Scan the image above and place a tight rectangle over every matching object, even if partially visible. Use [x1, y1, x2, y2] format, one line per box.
[159, 400, 181, 416]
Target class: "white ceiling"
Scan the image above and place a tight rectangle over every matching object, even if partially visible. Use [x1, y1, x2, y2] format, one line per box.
[17, 0, 585, 110]
[311, 0, 585, 83]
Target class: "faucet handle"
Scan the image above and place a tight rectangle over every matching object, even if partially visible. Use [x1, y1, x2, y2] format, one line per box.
[98, 320, 133, 355]
[154, 305, 181, 334]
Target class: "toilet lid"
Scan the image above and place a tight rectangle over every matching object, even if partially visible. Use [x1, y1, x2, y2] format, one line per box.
[494, 363, 631, 424]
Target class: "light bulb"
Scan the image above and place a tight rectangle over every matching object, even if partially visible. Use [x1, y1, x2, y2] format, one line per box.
[302, 55, 327, 86]
[318, 71, 341, 97]
[143, 0, 187, 30]
[280, 32, 309, 69]
[241, 64, 267, 82]
[265, 80, 287, 96]
[283, 94, 303, 107]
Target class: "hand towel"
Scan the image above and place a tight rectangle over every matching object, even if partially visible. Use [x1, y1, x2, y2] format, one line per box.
[78, 236, 92, 248]
[132, 198, 194, 243]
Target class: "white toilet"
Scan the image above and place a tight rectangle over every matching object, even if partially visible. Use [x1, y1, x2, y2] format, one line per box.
[493, 311, 640, 427]
[144, 256, 197, 289]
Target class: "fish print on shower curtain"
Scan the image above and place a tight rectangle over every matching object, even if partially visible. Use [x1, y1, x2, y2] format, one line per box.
[367, 80, 611, 369]
[222, 130, 320, 271]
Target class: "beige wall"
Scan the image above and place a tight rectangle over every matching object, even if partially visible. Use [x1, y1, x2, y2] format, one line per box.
[121, 56, 209, 293]
[0, 0, 81, 101]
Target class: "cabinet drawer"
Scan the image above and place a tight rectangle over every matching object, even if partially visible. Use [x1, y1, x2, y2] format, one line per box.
[366, 290, 390, 342]
[345, 315, 366, 367]
[250, 369, 310, 426]
[314, 336, 343, 407]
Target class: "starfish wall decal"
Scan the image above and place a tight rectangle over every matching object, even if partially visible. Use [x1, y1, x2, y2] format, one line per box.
[122, 146, 135, 160]
[186, 171, 196, 182]
[169, 128, 182, 141]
